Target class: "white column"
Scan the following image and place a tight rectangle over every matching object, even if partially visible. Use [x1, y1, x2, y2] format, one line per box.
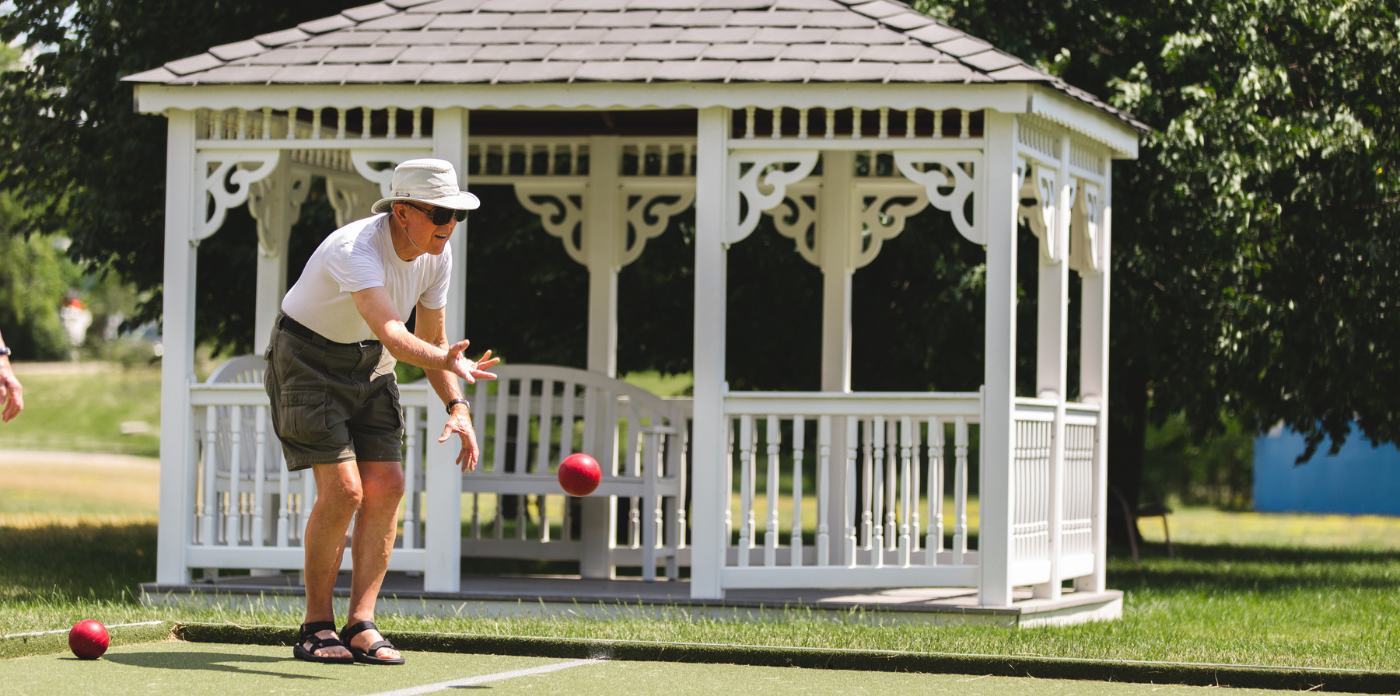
[978, 112, 1019, 607]
[689, 107, 730, 599]
[818, 150, 855, 566]
[156, 109, 199, 585]
[252, 162, 292, 355]
[1032, 135, 1073, 600]
[819, 150, 855, 394]
[423, 107, 467, 592]
[1075, 157, 1112, 594]
[581, 135, 622, 579]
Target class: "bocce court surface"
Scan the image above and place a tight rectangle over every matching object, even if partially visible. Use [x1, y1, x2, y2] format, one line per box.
[0, 641, 1330, 695]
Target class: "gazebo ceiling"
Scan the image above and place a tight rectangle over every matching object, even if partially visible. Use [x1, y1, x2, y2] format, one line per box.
[124, 0, 1145, 133]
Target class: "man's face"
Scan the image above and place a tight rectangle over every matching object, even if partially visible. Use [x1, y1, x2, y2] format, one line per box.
[395, 202, 457, 255]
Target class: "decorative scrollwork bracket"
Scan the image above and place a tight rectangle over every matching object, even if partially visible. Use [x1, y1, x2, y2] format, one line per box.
[893, 150, 981, 245]
[325, 175, 383, 228]
[727, 150, 820, 246]
[768, 183, 820, 267]
[1017, 159, 1065, 264]
[1069, 179, 1103, 275]
[515, 183, 587, 266]
[195, 150, 281, 243]
[854, 183, 930, 270]
[350, 149, 433, 198]
[620, 185, 695, 269]
[247, 165, 312, 257]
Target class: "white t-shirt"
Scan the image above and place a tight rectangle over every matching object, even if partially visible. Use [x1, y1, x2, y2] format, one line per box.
[281, 214, 451, 344]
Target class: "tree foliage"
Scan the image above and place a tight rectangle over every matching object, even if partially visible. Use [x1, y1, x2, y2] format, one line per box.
[0, 0, 354, 352]
[922, 0, 1400, 470]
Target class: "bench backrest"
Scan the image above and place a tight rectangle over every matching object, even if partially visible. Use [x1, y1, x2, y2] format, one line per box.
[467, 364, 681, 483]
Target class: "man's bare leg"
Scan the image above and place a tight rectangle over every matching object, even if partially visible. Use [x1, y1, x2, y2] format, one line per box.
[346, 460, 405, 661]
[302, 461, 362, 659]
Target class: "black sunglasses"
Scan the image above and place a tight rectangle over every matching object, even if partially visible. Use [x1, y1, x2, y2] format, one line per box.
[403, 202, 467, 226]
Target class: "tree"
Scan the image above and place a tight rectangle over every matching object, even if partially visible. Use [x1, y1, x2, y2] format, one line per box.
[0, 1, 356, 353]
[920, 0, 1400, 514]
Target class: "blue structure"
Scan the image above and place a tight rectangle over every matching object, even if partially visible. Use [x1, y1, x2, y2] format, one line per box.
[1254, 424, 1400, 516]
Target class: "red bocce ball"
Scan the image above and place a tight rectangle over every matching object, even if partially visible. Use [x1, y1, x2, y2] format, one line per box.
[69, 620, 110, 660]
[558, 453, 602, 497]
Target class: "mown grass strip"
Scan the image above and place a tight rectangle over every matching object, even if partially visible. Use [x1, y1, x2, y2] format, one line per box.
[173, 622, 1400, 694]
[0, 620, 172, 660]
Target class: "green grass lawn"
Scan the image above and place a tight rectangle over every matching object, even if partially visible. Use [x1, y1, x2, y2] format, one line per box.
[3, 463, 1399, 671]
[0, 363, 162, 457]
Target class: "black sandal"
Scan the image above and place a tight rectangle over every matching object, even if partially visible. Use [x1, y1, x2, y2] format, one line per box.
[292, 621, 353, 664]
[339, 620, 405, 665]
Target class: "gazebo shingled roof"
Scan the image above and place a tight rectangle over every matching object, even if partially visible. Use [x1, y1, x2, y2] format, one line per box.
[123, 0, 1147, 132]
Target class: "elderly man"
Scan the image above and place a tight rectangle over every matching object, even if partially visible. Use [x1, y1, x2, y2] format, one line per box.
[0, 328, 22, 423]
[265, 159, 497, 666]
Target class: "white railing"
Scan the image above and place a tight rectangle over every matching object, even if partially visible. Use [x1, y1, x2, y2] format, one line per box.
[180, 360, 1102, 595]
[1011, 398, 1101, 586]
[183, 360, 692, 581]
[185, 381, 432, 574]
[719, 391, 982, 590]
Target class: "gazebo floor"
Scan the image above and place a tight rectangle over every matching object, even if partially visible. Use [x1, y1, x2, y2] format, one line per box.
[140, 573, 1121, 628]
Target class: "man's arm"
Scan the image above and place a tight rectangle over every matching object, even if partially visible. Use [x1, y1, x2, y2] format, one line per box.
[412, 303, 492, 472]
[0, 329, 21, 423]
[351, 289, 498, 471]
[352, 287, 496, 384]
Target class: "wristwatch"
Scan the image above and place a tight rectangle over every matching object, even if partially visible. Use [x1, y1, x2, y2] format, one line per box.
[446, 398, 469, 415]
[0, 346, 10, 357]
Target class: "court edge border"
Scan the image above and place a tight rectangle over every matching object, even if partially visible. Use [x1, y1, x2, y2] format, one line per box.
[171, 622, 1400, 694]
[0, 621, 173, 661]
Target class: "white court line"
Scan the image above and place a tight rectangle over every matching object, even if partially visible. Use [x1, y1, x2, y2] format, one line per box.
[2, 621, 166, 640]
[365, 658, 605, 696]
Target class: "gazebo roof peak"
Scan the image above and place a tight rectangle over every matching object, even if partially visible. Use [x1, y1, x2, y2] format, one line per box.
[125, 0, 1145, 133]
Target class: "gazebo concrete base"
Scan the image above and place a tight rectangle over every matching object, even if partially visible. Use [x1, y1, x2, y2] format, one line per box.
[140, 574, 1121, 629]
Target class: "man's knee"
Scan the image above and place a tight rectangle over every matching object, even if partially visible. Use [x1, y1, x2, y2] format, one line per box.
[317, 466, 365, 511]
[360, 463, 405, 507]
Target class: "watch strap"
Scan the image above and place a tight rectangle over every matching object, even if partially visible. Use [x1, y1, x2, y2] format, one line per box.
[446, 398, 469, 415]
[0, 346, 10, 357]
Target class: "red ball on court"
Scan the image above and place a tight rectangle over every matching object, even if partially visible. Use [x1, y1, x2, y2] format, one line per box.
[69, 620, 109, 660]
[558, 453, 601, 497]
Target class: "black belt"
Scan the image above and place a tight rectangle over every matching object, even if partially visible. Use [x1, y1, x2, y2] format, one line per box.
[278, 313, 380, 348]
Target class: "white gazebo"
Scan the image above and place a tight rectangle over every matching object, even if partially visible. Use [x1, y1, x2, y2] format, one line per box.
[127, 0, 1142, 622]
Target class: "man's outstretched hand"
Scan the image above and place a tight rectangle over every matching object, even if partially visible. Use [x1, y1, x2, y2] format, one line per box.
[439, 407, 481, 472]
[444, 341, 500, 384]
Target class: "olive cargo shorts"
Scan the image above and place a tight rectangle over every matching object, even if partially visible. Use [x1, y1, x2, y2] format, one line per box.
[264, 314, 404, 470]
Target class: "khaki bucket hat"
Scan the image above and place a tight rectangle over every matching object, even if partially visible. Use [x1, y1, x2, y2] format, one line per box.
[371, 158, 480, 213]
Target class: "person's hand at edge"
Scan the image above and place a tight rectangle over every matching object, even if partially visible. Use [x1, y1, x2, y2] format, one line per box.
[0, 355, 21, 423]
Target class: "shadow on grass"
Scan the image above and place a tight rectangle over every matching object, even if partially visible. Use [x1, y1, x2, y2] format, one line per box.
[102, 650, 328, 680]
[0, 520, 156, 602]
[1108, 541, 1400, 593]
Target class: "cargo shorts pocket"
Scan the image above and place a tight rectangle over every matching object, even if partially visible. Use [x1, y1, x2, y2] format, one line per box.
[277, 389, 328, 444]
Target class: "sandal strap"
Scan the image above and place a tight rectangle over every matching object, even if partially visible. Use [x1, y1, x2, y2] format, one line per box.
[306, 635, 345, 649]
[366, 640, 395, 655]
[339, 620, 378, 645]
[300, 621, 338, 639]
